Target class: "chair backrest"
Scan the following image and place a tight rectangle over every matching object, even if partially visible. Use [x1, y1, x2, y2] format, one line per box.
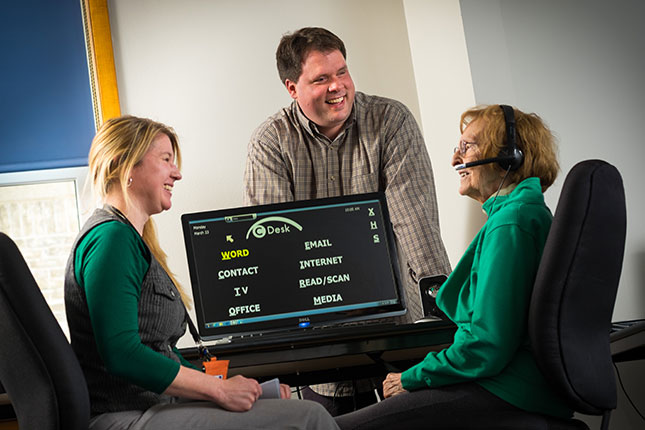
[529, 160, 626, 416]
[0, 232, 89, 430]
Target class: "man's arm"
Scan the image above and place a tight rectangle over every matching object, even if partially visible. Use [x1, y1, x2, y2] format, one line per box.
[380, 107, 451, 284]
[243, 123, 294, 205]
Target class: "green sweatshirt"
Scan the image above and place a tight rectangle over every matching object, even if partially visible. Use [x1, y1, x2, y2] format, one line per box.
[401, 177, 573, 419]
[74, 220, 197, 394]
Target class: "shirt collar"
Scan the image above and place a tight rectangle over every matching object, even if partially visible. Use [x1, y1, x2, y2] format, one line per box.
[293, 100, 356, 142]
[497, 183, 517, 197]
[481, 177, 542, 216]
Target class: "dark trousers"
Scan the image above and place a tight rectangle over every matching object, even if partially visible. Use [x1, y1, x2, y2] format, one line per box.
[334, 382, 580, 430]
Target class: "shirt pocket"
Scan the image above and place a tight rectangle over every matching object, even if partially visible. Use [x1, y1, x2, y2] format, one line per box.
[153, 278, 179, 301]
[141, 281, 186, 345]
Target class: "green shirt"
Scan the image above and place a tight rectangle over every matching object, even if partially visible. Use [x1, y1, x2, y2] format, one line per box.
[74, 220, 195, 394]
[401, 177, 572, 419]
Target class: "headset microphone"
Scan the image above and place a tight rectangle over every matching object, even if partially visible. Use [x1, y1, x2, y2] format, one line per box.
[454, 156, 511, 171]
[454, 104, 524, 171]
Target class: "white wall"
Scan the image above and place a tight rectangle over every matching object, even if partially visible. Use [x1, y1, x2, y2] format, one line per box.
[460, 1, 645, 428]
[403, 0, 481, 265]
[108, 0, 467, 347]
[108, 0, 643, 427]
[110, 0, 645, 319]
[460, 0, 645, 322]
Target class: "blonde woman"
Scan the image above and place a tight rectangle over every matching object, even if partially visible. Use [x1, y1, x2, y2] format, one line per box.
[64, 115, 337, 430]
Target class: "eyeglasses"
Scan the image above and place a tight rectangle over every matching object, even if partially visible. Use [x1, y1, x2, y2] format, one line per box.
[453, 140, 478, 155]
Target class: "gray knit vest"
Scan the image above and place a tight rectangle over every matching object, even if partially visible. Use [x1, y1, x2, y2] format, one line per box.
[64, 207, 187, 416]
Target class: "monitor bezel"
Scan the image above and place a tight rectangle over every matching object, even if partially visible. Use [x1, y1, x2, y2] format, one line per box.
[181, 192, 407, 341]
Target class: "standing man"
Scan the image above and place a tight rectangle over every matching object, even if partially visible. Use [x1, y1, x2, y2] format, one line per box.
[243, 27, 451, 415]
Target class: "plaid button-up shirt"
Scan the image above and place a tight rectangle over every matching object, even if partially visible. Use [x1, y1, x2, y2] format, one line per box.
[244, 91, 451, 396]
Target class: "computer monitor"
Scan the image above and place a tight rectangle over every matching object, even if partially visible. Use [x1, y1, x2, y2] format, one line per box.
[181, 192, 406, 340]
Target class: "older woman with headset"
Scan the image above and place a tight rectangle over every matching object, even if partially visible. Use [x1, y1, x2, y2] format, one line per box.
[335, 105, 570, 429]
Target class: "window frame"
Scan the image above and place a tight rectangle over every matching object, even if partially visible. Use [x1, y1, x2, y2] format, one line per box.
[82, 0, 121, 127]
[0, 166, 90, 338]
[0, 166, 90, 224]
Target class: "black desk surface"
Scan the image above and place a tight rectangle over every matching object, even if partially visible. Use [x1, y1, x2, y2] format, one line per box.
[611, 319, 645, 362]
[180, 319, 456, 385]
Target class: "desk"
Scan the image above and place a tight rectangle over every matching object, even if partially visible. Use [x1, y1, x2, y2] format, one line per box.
[611, 319, 645, 362]
[180, 320, 456, 386]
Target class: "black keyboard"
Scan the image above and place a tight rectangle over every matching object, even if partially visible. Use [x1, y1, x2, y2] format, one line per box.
[202, 319, 453, 351]
[228, 320, 398, 345]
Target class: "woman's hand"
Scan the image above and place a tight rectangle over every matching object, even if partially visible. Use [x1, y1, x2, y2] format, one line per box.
[280, 383, 291, 399]
[383, 372, 408, 398]
[164, 367, 262, 412]
[216, 375, 262, 411]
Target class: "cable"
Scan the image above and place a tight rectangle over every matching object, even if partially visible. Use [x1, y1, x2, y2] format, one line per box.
[293, 385, 302, 400]
[613, 361, 645, 421]
[331, 381, 347, 412]
[369, 378, 383, 403]
[351, 379, 358, 411]
[489, 165, 513, 211]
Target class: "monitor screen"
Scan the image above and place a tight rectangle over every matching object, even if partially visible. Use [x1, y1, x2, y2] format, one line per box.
[181, 192, 406, 340]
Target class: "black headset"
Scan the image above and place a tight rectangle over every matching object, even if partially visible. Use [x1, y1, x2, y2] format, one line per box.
[454, 104, 524, 171]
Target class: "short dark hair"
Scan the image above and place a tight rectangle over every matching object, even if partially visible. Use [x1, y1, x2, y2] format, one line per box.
[276, 27, 346, 84]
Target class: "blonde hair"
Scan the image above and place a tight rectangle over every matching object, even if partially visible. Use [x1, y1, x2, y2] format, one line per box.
[88, 115, 191, 308]
[460, 105, 559, 192]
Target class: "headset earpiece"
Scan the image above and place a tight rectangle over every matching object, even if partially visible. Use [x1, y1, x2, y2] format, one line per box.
[454, 104, 525, 171]
[498, 104, 524, 171]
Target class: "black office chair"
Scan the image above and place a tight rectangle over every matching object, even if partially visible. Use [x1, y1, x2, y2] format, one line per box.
[527, 159, 626, 429]
[0, 232, 90, 430]
[467, 160, 626, 430]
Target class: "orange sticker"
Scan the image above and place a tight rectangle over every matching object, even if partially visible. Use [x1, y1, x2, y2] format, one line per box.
[203, 357, 229, 379]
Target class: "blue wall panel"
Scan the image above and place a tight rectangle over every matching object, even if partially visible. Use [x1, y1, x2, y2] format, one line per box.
[0, 0, 95, 173]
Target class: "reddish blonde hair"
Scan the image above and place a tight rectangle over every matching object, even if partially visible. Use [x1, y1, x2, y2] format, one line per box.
[460, 105, 559, 191]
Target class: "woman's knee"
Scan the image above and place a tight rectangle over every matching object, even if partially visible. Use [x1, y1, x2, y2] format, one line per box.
[290, 399, 340, 429]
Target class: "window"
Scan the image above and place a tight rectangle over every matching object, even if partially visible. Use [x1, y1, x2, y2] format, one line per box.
[0, 167, 89, 338]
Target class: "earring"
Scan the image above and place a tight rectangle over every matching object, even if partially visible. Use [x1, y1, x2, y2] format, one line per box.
[127, 177, 133, 187]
